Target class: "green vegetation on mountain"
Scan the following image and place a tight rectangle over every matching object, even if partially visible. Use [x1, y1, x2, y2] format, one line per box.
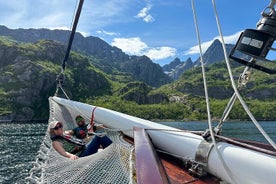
[0, 36, 275, 121]
[86, 60, 276, 121]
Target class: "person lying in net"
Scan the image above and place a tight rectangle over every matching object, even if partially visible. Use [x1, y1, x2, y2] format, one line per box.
[64, 115, 106, 143]
[49, 120, 112, 160]
[64, 115, 93, 140]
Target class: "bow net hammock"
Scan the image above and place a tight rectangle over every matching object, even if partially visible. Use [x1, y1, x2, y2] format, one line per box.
[26, 97, 136, 184]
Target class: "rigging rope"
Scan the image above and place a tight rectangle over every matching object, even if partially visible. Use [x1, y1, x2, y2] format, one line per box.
[62, 0, 84, 71]
[54, 0, 84, 100]
[191, 0, 237, 183]
[216, 64, 253, 131]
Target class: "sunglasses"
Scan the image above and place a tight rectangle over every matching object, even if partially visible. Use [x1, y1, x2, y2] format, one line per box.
[54, 124, 63, 130]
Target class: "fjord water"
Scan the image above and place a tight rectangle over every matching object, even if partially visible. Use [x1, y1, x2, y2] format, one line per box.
[0, 121, 275, 184]
[160, 121, 276, 143]
[0, 122, 48, 184]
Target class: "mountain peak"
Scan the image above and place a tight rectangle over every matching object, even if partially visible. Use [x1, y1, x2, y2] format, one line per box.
[162, 39, 235, 80]
[194, 39, 234, 67]
[162, 57, 183, 73]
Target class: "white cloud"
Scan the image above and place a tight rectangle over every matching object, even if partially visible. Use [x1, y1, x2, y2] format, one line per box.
[184, 31, 242, 56]
[136, 5, 151, 18]
[184, 41, 213, 55]
[145, 47, 176, 60]
[49, 26, 70, 31]
[143, 15, 155, 23]
[135, 4, 155, 23]
[96, 30, 118, 36]
[218, 31, 242, 44]
[36, 13, 69, 27]
[0, 0, 75, 29]
[112, 37, 148, 55]
[111, 37, 176, 60]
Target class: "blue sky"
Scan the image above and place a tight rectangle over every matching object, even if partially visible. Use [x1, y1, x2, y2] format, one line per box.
[0, 0, 272, 66]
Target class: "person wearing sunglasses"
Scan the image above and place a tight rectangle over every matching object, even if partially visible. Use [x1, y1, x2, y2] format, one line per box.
[48, 120, 112, 160]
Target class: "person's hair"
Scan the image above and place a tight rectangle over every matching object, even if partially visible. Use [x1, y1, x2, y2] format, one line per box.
[75, 115, 84, 122]
[49, 128, 56, 138]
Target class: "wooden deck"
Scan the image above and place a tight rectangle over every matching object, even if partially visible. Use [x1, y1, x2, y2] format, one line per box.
[159, 152, 220, 184]
[133, 127, 220, 184]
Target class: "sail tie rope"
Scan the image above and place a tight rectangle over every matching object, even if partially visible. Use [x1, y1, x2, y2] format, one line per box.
[88, 107, 97, 132]
[211, 0, 276, 150]
[57, 98, 132, 133]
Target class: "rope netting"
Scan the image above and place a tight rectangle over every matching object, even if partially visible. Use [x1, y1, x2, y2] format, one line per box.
[26, 98, 136, 184]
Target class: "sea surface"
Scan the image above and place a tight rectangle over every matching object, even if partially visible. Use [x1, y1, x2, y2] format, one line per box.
[0, 121, 275, 184]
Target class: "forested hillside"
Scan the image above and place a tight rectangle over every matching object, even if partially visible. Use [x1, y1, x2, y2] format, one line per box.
[91, 62, 276, 121]
[0, 35, 275, 121]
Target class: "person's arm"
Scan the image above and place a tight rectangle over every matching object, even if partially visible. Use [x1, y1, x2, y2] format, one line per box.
[64, 129, 74, 135]
[52, 141, 78, 160]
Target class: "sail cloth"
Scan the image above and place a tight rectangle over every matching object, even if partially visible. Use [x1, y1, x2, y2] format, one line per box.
[27, 97, 135, 184]
[27, 96, 202, 184]
[28, 96, 276, 184]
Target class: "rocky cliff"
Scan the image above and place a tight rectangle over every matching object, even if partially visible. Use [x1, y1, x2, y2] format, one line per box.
[0, 38, 111, 120]
[0, 25, 171, 87]
[118, 82, 168, 104]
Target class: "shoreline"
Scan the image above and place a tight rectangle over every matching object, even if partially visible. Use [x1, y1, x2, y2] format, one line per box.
[1, 119, 276, 124]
